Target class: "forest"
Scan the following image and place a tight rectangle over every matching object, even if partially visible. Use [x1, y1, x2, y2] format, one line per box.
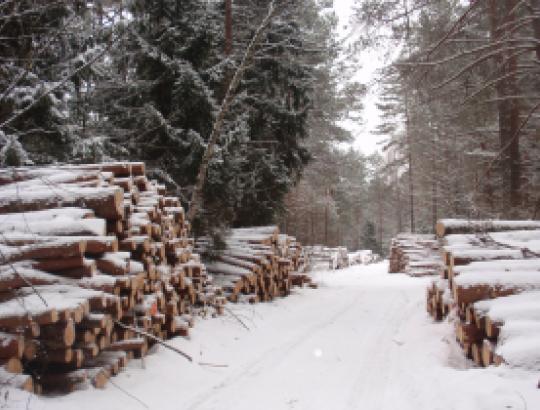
[1, 0, 539, 255]
[1, 1, 540, 406]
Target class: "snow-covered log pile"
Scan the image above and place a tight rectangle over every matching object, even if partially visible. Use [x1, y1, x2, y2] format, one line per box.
[388, 234, 442, 276]
[427, 218, 540, 370]
[303, 246, 349, 270]
[348, 250, 380, 265]
[0, 163, 220, 393]
[196, 227, 315, 302]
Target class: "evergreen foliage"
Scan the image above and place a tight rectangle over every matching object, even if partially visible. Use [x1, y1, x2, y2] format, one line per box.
[361, 221, 381, 255]
[0, 0, 352, 237]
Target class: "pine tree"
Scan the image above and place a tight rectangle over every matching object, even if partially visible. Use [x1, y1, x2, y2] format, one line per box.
[361, 221, 381, 255]
[0, 1, 76, 165]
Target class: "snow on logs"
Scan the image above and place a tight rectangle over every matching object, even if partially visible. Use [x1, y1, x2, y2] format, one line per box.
[0, 163, 201, 393]
[388, 233, 442, 276]
[426, 219, 540, 371]
[435, 219, 540, 237]
[303, 245, 348, 270]
[196, 227, 312, 303]
[0, 162, 310, 394]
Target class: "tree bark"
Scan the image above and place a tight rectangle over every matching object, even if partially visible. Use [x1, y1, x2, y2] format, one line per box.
[529, 0, 540, 62]
[488, 0, 521, 216]
[225, 0, 233, 56]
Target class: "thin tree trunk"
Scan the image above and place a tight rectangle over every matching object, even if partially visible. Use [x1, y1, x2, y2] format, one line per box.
[324, 188, 329, 246]
[530, 0, 540, 62]
[431, 130, 438, 230]
[377, 179, 383, 253]
[403, 0, 415, 233]
[405, 98, 415, 233]
[225, 0, 233, 56]
[506, 0, 521, 212]
[310, 207, 314, 245]
[395, 170, 403, 233]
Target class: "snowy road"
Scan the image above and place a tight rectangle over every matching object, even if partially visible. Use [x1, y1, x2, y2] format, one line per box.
[13, 262, 539, 410]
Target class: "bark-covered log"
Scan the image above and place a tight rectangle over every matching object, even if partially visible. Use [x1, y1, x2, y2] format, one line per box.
[0, 186, 124, 220]
[0, 332, 24, 359]
[436, 219, 540, 237]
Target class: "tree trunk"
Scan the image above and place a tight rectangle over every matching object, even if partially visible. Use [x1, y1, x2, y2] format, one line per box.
[324, 189, 329, 246]
[405, 98, 415, 233]
[377, 180, 384, 253]
[225, 0, 233, 56]
[529, 0, 540, 62]
[488, 0, 521, 216]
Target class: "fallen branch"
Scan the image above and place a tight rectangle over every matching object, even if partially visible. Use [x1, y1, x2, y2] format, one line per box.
[114, 321, 193, 362]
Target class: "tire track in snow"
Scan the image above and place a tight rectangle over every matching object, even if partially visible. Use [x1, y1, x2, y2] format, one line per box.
[185, 289, 366, 410]
[344, 290, 410, 410]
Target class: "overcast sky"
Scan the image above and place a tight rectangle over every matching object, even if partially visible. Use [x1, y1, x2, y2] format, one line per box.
[332, 0, 385, 156]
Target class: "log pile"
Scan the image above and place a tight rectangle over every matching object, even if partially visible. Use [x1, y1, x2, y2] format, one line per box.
[426, 218, 540, 370]
[196, 227, 315, 303]
[388, 234, 442, 276]
[349, 250, 380, 265]
[468, 291, 540, 369]
[0, 163, 218, 393]
[303, 246, 349, 270]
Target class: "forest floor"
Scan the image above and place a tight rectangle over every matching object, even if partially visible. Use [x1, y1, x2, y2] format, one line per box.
[6, 262, 539, 410]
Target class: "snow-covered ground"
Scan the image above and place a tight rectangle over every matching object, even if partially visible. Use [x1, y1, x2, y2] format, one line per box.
[6, 262, 539, 410]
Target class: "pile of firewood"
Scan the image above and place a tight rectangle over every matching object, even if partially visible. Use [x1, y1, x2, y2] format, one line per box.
[427, 218, 540, 369]
[388, 234, 442, 276]
[0, 162, 219, 393]
[196, 227, 315, 303]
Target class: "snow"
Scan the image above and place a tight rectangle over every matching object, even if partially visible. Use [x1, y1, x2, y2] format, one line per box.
[0, 168, 100, 185]
[439, 219, 540, 231]
[0, 207, 93, 224]
[474, 292, 540, 369]
[454, 258, 540, 275]
[0, 185, 121, 207]
[497, 335, 540, 370]
[442, 233, 481, 246]
[0, 233, 116, 247]
[0, 262, 62, 285]
[0, 285, 93, 320]
[0, 217, 106, 236]
[2, 263, 539, 409]
[442, 230, 540, 254]
[451, 249, 524, 261]
[78, 274, 118, 289]
[454, 270, 540, 289]
[489, 230, 540, 253]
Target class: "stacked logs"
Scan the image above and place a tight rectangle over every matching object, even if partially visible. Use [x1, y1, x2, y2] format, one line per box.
[426, 218, 540, 369]
[388, 234, 442, 276]
[197, 227, 315, 303]
[303, 246, 349, 270]
[0, 163, 218, 393]
[467, 290, 540, 369]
